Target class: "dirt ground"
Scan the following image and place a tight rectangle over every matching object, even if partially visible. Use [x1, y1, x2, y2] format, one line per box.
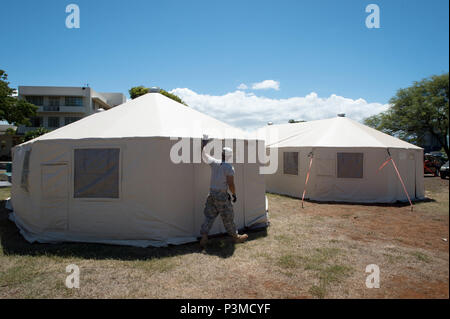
[267, 176, 448, 298]
[0, 177, 448, 299]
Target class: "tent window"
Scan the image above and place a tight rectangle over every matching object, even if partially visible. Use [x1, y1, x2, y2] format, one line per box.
[20, 150, 31, 191]
[74, 148, 120, 198]
[283, 152, 298, 175]
[337, 153, 364, 178]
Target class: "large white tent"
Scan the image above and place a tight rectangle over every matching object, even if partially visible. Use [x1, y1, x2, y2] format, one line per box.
[260, 116, 424, 203]
[10, 93, 268, 247]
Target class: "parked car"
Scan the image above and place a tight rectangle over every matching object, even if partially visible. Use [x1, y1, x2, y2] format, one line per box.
[440, 161, 449, 179]
[424, 154, 441, 176]
[429, 151, 448, 165]
[0, 161, 12, 183]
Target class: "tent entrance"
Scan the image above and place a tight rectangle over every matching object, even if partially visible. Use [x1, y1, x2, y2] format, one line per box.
[40, 163, 69, 231]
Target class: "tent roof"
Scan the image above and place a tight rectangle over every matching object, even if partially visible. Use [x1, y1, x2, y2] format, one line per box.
[261, 117, 422, 149]
[34, 93, 248, 141]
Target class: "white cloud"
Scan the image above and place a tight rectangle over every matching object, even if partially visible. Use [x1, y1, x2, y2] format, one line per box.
[170, 88, 389, 132]
[251, 80, 280, 91]
[237, 83, 248, 90]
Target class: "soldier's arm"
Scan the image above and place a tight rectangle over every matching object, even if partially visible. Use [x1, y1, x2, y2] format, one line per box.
[226, 175, 236, 195]
[201, 138, 217, 164]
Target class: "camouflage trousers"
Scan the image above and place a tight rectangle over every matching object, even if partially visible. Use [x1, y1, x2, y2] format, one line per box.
[200, 190, 237, 237]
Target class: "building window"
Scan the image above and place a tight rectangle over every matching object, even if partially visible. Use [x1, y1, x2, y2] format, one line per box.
[64, 117, 81, 125]
[26, 96, 43, 106]
[49, 96, 60, 106]
[28, 116, 43, 127]
[48, 117, 60, 128]
[337, 153, 364, 178]
[65, 96, 83, 107]
[74, 148, 120, 198]
[283, 152, 299, 175]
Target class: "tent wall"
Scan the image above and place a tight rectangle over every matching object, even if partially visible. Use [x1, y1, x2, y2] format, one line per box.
[11, 137, 266, 246]
[265, 146, 424, 203]
[265, 146, 312, 199]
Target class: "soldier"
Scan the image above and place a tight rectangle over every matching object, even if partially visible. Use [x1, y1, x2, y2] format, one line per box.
[200, 137, 248, 248]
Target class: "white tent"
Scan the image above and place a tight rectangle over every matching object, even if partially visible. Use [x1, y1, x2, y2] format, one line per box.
[260, 116, 424, 203]
[10, 93, 268, 247]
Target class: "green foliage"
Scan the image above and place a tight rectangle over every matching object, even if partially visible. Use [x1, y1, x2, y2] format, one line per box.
[23, 127, 50, 142]
[129, 86, 187, 106]
[4, 128, 16, 135]
[128, 86, 149, 99]
[0, 70, 38, 125]
[159, 89, 187, 106]
[364, 73, 449, 157]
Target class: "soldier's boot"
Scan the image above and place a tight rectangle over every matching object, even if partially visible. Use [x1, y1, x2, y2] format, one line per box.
[233, 234, 248, 243]
[200, 234, 208, 248]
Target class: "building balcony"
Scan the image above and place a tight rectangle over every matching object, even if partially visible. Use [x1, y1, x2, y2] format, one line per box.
[43, 105, 60, 111]
[37, 105, 86, 113]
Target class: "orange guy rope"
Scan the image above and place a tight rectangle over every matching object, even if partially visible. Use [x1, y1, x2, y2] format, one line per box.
[378, 156, 414, 212]
[390, 157, 414, 211]
[378, 157, 392, 171]
[302, 155, 314, 208]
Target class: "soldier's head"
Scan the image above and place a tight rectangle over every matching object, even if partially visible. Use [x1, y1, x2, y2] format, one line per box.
[222, 147, 233, 162]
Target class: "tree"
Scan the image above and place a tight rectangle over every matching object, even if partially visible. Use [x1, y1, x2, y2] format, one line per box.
[129, 86, 187, 106]
[0, 70, 38, 125]
[5, 128, 16, 135]
[23, 127, 50, 142]
[129, 86, 149, 99]
[364, 73, 449, 158]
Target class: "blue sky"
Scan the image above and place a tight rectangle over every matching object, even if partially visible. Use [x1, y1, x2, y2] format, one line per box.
[1, 0, 448, 129]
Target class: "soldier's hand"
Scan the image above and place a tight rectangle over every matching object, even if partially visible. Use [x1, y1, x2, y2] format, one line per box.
[201, 138, 212, 150]
[232, 194, 237, 203]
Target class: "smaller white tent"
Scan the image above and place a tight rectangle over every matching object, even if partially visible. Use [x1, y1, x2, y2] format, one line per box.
[260, 116, 424, 203]
[10, 93, 268, 247]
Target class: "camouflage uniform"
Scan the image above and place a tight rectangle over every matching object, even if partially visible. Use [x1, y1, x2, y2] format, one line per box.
[200, 190, 237, 236]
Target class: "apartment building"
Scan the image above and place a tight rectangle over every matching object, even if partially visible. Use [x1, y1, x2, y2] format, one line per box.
[17, 86, 126, 134]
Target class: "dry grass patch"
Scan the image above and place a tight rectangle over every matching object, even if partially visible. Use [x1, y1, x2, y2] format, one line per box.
[0, 178, 448, 298]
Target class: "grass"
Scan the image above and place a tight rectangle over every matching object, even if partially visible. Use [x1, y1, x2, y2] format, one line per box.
[0, 177, 448, 298]
[132, 258, 177, 273]
[309, 284, 326, 299]
[411, 251, 431, 263]
[277, 254, 300, 269]
[0, 187, 11, 201]
[0, 263, 36, 287]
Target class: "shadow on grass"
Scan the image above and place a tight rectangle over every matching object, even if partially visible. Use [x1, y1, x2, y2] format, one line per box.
[266, 192, 436, 207]
[0, 201, 267, 261]
[202, 228, 267, 258]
